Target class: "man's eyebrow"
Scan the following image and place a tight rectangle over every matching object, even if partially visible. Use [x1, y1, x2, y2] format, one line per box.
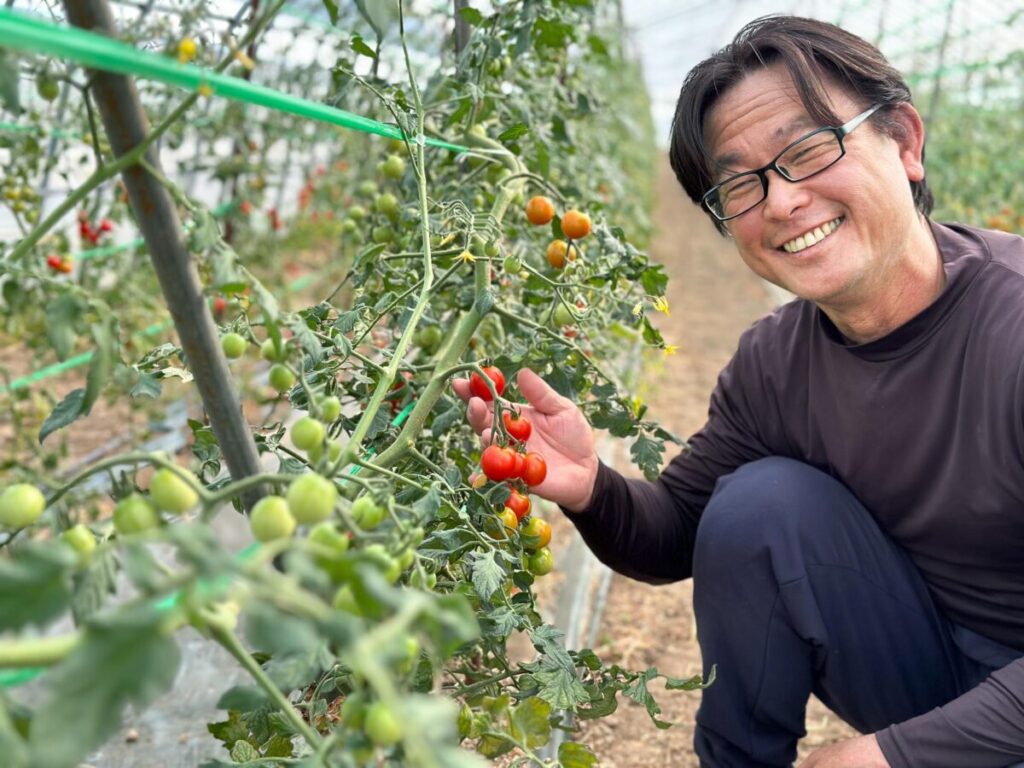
[712, 116, 818, 174]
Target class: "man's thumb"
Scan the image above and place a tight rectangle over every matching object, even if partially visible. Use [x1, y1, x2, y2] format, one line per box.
[516, 368, 569, 414]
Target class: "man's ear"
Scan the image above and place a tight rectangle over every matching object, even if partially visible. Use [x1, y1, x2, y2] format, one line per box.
[889, 102, 926, 182]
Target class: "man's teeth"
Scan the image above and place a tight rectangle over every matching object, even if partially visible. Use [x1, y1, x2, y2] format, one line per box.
[782, 217, 843, 253]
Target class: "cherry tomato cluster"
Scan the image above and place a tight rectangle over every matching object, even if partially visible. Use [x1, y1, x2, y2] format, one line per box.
[46, 253, 73, 274]
[78, 210, 113, 246]
[523, 195, 593, 270]
[267, 207, 281, 231]
[469, 366, 555, 576]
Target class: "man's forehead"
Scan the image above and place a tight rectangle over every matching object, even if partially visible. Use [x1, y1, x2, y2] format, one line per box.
[712, 114, 818, 170]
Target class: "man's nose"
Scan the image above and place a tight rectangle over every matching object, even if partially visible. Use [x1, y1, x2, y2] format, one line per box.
[761, 169, 813, 220]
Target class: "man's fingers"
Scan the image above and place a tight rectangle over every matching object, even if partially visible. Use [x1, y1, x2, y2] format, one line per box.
[517, 368, 570, 414]
[451, 377, 472, 402]
[466, 397, 493, 434]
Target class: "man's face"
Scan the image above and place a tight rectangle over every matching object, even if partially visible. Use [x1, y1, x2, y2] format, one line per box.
[704, 64, 926, 308]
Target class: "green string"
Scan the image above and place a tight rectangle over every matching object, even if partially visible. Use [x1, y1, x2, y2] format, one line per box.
[0, 8, 468, 153]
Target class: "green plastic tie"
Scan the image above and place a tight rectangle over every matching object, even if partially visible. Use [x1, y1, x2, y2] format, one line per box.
[0, 8, 468, 153]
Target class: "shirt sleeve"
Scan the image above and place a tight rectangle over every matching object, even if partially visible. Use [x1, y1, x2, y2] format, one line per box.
[876, 660, 1024, 767]
[560, 341, 773, 583]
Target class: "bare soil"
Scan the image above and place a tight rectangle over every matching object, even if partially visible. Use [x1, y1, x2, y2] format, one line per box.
[568, 156, 858, 766]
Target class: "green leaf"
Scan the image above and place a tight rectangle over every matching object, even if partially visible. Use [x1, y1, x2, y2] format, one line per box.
[0, 543, 75, 631]
[351, 33, 377, 59]
[458, 6, 483, 24]
[38, 388, 85, 443]
[45, 294, 81, 362]
[321, 0, 340, 24]
[206, 710, 249, 747]
[630, 432, 665, 481]
[533, 17, 574, 49]
[509, 697, 551, 748]
[129, 371, 162, 399]
[470, 550, 504, 600]
[590, 407, 636, 438]
[640, 264, 669, 296]
[559, 741, 599, 768]
[622, 668, 672, 729]
[586, 34, 609, 57]
[82, 317, 116, 417]
[230, 739, 260, 761]
[244, 603, 321, 656]
[28, 608, 182, 768]
[498, 122, 529, 142]
[640, 316, 664, 346]
[527, 626, 590, 710]
[70, 545, 117, 623]
[665, 664, 716, 691]
[431, 401, 463, 436]
[216, 686, 269, 711]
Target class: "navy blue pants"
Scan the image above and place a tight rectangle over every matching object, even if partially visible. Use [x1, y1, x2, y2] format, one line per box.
[692, 457, 1022, 767]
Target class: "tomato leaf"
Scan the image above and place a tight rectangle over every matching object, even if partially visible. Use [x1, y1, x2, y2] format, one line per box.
[350, 33, 377, 59]
[665, 664, 716, 691]
[458, 6, 483, 24]
[321, 0, 340, 24]
[129, 371, 162, 399]
[38, 388, 86, 444]
[630, 432, 665, 481]
[559, 741, 599, 767]
[28, 607, 182, 768]
[498, 122, 529, 142]
[216, 686, 270, 711]
[509, 697, 552, 748]
[525, 625, 590, 709]
[70, 545, 118, 623]
[0, 702, 28, 768]
[82, 317, 116, 417]
[622, 667, 672, 729]
[45, 293, 82, 362]
[470, 550, 504, 600]
[0, 543, 76, 631]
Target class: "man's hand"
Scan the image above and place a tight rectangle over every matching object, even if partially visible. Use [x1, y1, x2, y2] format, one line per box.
[452, 368, 599, 512]
[799, 734, 890, 768]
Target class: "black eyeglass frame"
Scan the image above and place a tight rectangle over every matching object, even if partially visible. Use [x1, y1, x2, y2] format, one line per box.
[701, 103, 885, 222]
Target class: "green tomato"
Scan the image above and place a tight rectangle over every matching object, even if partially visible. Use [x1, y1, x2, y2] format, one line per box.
[415, 325, 444, 354]
[319, 395, 342, 423]
[286, 473, 337, 525]
[341, 692, 367, 727]
[375, 192, 399, 217]
[552, 302, 575, 328]
[0, 484, 46, 529]
[409, 568, 436, 590]
[36, 76, 60, 102]
[372, 225, 394, 244]
[341, 218, 358, 233]
[363, 543, 401, 583]
[364, 702, 402, 746]
[484, 240, 501, 258]
[220, 332, 247, 359]
[527, 547, 554, 576]
[113, 493, 160, 534]
[268, 364, 295, 393]
[350, 496, 384, 530]
[348, 204, 367, 221]
[503, 255, 522, 274]
[357, 180, 377, 198]
[309, 520, 350, 554]
[291, 416, 326, 452]
[397, 547, 415, 571]
[333, 584, 363, 616]
[249, 496, 296, 542]
[260, 337, 284, 362]
[60, 524, 97, 562]
[149, 468, 199, 514]
[381, 154, 406, 179]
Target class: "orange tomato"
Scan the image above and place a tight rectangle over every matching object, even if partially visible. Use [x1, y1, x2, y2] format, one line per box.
[546, 240, 579, 269]
[561, 209, 591, 239]
[525, 196, 556, 226]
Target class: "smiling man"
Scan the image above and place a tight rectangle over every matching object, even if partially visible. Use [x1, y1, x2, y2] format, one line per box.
[456, 14, 1024, 768]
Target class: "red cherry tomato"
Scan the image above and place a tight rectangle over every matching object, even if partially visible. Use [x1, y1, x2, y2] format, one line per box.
[480, 445, 516, 482]
[469, 366, 506, 401]
[521, 452, 547, 486]
[505, 489, 531, 520]
[511, 451, 525, 480]
[503, 411, 532, 442]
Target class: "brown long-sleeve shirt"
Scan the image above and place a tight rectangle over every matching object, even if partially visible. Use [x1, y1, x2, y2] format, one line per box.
[567, 221, 1024, 766]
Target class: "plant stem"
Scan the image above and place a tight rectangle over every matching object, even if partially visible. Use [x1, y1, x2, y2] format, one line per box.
[0, 631, 82, 669]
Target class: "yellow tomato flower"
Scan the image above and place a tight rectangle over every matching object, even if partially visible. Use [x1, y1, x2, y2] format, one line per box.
[653, 296, 670, 317]
[177, 37, 198, 64]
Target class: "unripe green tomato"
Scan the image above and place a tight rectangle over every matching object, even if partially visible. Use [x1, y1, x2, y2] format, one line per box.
[149, 468, 199, 514]
[341, 218, 357, 234]
[408, 526, 425, 547]
[485, 240, 501, 258]
[395, 635, 420, 673]
[372, 225, 394, 244]
[348, 204, 367, 220]
[552, 303, 575, 328]
[468, 123, 487, 139]
[319, 395, 342, 423]
[457, 703, 473, 738]
[351, 496, 384, 530]
[220, 332, 247, 359]
[309, 520, 350, 555]
[113, 493, 160, 534]
[260, 337, 284, 362]
[333, 584, 363, 616]
[365, 702, 402, 746]
[527, 547, 554, 576]
[503, 255, 522, 274]
[249, 496, 296, 542]
[397, 547, 415, 571]
[375, 192, 399, 217]
[409, 568, 436, 590]
[381, 154, 406, 179]
[60, 524, 96, 562]
[286, 473, 337, 525]
[0, 484, 46, 529]
[363, 543, 401, 583]
[341, 692, 367, 728]
[269, 364, 295, 393]
[37, 76, 60, 102]
[326, 439, 343, 463]
[357, 180, 377, 198]
[415, 325, 444, 354]
[291, 416, 326, 452]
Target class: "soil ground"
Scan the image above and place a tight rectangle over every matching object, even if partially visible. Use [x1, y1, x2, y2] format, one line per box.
[566, 156, 859, 766]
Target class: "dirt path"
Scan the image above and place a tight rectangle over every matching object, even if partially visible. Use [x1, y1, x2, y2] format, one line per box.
[573, 156, 857, 765]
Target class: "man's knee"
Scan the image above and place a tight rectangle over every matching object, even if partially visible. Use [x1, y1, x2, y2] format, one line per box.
[693, 457, 854, 579]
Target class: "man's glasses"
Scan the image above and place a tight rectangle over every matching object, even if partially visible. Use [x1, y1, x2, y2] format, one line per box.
[702, 103, 884, 222]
